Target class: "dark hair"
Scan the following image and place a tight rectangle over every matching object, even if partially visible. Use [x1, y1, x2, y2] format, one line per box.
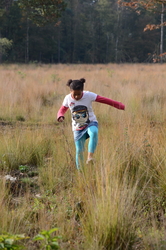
[66, 78, 86, 90]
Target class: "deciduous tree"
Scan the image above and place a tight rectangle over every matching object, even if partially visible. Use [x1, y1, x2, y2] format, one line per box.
[118, 0, 165, 61]
[118, 0, 165, 30]
[18, 0, 67, 26]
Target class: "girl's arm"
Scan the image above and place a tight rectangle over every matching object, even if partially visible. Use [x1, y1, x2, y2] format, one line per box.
[95, 95, 125, 110]
[57, 106, 69, 121]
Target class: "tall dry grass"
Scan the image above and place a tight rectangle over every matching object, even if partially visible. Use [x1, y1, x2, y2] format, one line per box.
[0, 63, 166, 249]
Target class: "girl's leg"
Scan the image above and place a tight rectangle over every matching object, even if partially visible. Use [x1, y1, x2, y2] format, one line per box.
[75, 133, 87, 169]
[87, 126, 98, 160]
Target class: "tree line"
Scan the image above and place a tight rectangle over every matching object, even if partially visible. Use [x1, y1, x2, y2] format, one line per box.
[0, 0, 165, 63]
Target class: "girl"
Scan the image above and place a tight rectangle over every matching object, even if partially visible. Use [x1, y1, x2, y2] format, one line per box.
[57, 78, 125, 169]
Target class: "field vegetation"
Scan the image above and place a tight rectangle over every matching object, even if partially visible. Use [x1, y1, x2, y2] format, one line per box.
[0, 63, 166, 249]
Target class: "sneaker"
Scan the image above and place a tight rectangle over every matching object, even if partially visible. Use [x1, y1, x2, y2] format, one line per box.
[86, 158, 95, 164]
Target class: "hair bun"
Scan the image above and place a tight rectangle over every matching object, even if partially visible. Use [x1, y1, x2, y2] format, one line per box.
[79, 78, 86, 84]
[66, 79, 73, 86]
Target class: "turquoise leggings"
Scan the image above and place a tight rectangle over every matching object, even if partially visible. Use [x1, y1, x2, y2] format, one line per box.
[75, 126, 98, 169]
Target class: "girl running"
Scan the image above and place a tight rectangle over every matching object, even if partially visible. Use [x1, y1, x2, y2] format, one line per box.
[57, 78, 125, 169]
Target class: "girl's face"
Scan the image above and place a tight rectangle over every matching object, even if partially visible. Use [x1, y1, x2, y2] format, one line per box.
[71, 89, 83, 101]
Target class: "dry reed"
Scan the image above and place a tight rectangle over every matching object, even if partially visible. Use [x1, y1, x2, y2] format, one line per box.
[0, 63, 166, 249]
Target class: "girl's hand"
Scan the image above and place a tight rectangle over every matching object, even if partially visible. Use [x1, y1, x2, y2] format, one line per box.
[58, 117, 64, 122]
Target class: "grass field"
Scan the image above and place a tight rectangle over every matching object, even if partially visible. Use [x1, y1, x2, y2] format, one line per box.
[0, 63, 166, 250]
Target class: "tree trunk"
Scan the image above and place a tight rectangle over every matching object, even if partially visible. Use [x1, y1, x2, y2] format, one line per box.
[25, 17, 29, 63]
[0, 31, 2, 63]
[58, 26, 61, 63]
[115, 3, 120, 63]
[160, 3, 164, 63]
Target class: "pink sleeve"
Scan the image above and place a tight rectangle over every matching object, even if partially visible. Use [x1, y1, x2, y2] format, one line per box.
[95, 95, 125, 110]
[57, 106, 69, 120]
